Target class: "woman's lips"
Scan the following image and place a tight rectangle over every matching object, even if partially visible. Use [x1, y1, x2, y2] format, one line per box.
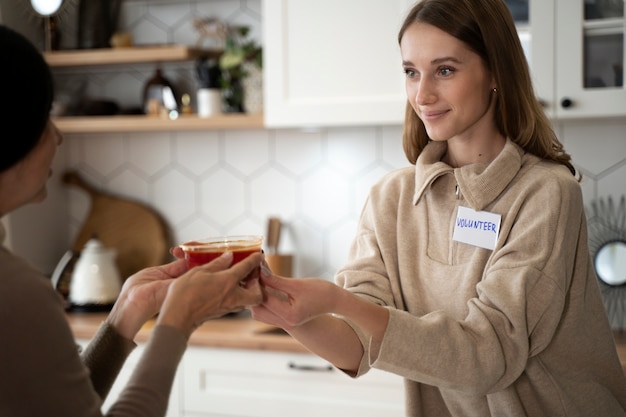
[420, 109, 449, 121]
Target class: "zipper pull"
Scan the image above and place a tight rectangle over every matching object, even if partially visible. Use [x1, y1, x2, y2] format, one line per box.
[455, 184, 460, 200]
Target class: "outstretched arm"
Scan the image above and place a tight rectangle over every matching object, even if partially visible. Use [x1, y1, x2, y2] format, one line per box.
[251, 271, 389, 373]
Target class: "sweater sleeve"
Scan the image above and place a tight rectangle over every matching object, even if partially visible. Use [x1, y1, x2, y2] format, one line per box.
[81, 321, 136, 400]
[106, 325, 187, 416]
[0, 254, 106, 417]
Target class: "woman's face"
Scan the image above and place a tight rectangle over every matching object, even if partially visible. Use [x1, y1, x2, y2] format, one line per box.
[0, 121, 63, 214]
[400, 22, 496, 144]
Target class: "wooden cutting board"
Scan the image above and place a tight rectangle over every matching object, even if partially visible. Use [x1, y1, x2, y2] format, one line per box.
[64, 170, 171, 280]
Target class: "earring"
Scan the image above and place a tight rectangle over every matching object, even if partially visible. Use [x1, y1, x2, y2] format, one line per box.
[492, 88, 497, 93]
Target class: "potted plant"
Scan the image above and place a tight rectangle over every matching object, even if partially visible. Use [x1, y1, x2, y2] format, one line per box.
[218, 25, 263, 113]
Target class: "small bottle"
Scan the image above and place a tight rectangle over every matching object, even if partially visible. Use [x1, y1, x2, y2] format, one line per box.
[181, 94, 193, 115]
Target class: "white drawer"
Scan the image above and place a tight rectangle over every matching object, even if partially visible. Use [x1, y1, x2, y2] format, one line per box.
[181, 347, 404, 417]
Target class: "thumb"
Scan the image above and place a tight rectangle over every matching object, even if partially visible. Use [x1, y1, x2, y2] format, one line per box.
[260, 263, 292, 291]
[239, 278, 263, 307]
[197, 251, 234, 272]
[158, 258, 188, 278]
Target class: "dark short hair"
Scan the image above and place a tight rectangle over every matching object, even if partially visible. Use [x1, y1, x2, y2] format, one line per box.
[0, 25, 54, 172]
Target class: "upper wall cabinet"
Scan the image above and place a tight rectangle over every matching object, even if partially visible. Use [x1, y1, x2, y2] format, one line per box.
[509, 0, 625, 119]
[506, 0, 555, 116]
[264, 0, 625, 127]
[263, 0, 414, 128]
[555, 0, 624, 118]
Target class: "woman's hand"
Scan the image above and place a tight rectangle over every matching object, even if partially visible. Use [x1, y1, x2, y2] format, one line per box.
[252, 265, 369, 373]
[251, 266, 339, 330]
[106, 257, 187, 340]
[157, 251, 264, 339]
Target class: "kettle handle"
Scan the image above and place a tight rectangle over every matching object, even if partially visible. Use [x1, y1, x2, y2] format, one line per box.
[50, 250, 77, 290]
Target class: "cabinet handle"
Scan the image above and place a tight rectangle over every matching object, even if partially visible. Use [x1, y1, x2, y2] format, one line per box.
[560, 98, 573, 108]
[288, 362, 334, 372]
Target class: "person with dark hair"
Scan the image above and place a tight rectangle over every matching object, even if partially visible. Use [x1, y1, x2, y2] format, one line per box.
[251, 0, 626, 415]
[0, 25, 263, 416]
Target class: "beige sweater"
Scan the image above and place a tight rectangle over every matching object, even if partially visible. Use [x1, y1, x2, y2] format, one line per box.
[336, 139, 626, 416]
[0, 224, 187, 416]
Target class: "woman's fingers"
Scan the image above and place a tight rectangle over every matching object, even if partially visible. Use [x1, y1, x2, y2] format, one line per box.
[170, 245, 185, 259]
[259, 263, 296, 293]
[153, 257, 188, 278]
[227, 252, 263, 278]
[236, 277, 263, 307]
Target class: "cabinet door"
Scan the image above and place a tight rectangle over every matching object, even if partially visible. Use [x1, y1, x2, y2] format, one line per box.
[263, 0, 413, 127]
[182, 347, 404, 417]
[555, 0, 625, 118]
[505, 1, 556, 117]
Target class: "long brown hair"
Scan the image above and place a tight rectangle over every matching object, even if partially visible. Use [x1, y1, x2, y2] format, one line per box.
[398, 0, 576, 177]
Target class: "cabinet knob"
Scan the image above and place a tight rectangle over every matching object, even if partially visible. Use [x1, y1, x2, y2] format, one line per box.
[560, 98, 573, 108]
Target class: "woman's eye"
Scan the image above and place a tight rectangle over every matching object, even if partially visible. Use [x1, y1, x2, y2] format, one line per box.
[404, 68, 417, 78]
[438, 67, 454, 77]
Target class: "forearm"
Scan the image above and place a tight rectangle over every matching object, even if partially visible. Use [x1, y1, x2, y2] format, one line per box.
[287, 314, 363, 372]
[288, 288, 389, 373]
[333, 288, 390, 344]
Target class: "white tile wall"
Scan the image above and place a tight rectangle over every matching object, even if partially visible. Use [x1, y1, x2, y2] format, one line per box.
[10, 0, 626, 279]
[63, 126, 407, 280]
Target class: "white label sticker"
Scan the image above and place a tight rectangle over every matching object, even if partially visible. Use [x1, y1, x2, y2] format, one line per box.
[452, 206, 501, 250]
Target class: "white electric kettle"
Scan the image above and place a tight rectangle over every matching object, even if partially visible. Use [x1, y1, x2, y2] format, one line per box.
[52, 237, 122, 311]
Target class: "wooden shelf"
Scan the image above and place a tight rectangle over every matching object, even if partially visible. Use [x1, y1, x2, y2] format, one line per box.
[44, 45, 221, 67]
[44, 45, 263, 134]
[53, 114, 265, 133]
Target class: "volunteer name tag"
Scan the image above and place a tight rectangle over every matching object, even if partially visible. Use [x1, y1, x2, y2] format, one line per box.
[452, 206, 501, 250]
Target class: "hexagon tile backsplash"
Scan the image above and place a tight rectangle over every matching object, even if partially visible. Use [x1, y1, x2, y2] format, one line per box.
[63, 126, 408, 280]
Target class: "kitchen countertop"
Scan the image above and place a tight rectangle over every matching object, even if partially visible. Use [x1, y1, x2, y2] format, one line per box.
[67, 312, 626, 371]
[66, 311, 310, 354]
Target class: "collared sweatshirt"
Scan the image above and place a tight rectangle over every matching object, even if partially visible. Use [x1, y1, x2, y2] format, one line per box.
[0, 224, 187, 417]
[336, 139, 626, 416]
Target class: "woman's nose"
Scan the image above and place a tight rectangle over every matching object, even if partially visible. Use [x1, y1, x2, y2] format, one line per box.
[415, 79, 436, 105]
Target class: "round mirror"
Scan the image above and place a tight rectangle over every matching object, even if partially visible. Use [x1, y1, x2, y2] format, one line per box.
[30, 0, 64, 16]
[595, 241, 626, 286]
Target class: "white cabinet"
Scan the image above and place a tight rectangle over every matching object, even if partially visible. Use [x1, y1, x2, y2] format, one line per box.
[181, 346, 405, 417]
[555, 0, 625, 118]
[263, 0, 414, 127]
[508, 0, 625, 119]
[263, 0, 625, 127]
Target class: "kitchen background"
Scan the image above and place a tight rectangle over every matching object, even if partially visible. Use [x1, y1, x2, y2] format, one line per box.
[2, 0, 626, 281]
